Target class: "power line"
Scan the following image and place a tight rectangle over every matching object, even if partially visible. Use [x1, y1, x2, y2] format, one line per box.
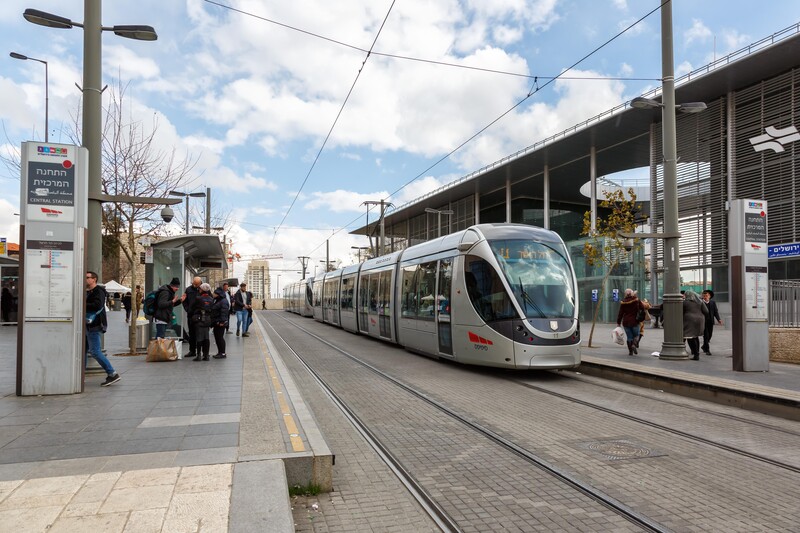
[202, 0, 660, 83]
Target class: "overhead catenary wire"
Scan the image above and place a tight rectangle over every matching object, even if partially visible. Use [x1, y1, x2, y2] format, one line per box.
[203, 0, 669, 263]
[202, 0, 660, 83]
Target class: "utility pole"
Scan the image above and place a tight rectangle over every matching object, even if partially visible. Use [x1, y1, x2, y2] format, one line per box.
[205, 187, 211, 234]
[363, 200, 392, 256]
[326, 240, 330, 272]
[298, 256, 310, 279]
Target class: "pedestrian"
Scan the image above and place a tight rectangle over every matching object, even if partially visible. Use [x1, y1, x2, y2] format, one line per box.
[212, 285, 231, 358]
[616, 288, 644, 356]
[701, 289, 723, 355]
[85, 271, 121, 386]
[683, 290, 709, 360]
[1, 287, 12, 323]
[638, 296, 652, 346]
[154, 278, 185, 338]
[233, 282, 253, 337]
[190, 283, 215, 361]
[182, 277, 202, 358]
[134, 284, 144, 318]
[261, 298, 266, 310]
[122, 291, 132, 323]
[223, 282, 233, 334]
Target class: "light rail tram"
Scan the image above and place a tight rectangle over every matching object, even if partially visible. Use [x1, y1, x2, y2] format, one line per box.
[283, 224, 580, 369]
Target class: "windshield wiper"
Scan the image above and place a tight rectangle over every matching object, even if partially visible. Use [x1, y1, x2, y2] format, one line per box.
[518, 277, 545, 318]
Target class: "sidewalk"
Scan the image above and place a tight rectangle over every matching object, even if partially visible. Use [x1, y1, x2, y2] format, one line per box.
[0, 309, 325, 532]
[578, 321, 800, 417]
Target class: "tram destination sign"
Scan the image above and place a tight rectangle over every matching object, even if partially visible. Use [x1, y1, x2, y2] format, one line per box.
[744, 212, 766, 243]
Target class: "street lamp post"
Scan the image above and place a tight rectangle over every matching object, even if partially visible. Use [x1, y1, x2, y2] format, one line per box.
[10, 52, 48, 142]
[22, 5, 157, 280]
[628, 4, 706, 359]
[169, 190, 206, 234]
[424, 207, 454, 238]
[351, 246, 369, 262]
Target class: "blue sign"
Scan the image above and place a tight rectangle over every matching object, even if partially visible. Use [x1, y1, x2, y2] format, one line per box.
[612, 288, 620, 302]
[591, 289, 598, 302]
[769, 242, 800, 259]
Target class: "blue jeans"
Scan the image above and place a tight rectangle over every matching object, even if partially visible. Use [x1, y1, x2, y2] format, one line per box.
[236, 310, 250, 333]
[86, 330, 115, 376]
[155, 322, 168, 338]
[623, 325, 640, 342]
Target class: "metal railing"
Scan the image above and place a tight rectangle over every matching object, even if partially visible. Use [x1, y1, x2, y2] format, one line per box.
[770, 280, 800, 328]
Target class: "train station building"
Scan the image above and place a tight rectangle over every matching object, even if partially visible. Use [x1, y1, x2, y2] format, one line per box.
[356, 25, 800, 322]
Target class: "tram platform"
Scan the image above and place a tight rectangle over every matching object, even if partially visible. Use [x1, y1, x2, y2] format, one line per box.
[577, 322, 800, 420]
[0, 310, 331, 532]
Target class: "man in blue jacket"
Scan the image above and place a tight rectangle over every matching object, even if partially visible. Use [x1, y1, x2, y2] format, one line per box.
[86, 271, 120, 387]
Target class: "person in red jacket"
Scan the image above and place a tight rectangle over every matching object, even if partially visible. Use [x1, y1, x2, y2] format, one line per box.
[616, 288, 644, 356]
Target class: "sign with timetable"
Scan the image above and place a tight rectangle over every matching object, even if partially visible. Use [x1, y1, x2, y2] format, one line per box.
[24, 241, 74, 320]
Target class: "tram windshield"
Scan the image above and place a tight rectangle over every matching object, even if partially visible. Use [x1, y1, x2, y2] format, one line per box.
[489, 239, 575, 319]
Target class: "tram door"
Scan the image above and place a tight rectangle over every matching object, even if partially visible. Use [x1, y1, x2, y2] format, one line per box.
[436, 258, 453, 356]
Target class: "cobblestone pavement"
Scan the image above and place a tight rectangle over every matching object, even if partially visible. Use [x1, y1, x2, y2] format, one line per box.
[266, 311, 800, 532]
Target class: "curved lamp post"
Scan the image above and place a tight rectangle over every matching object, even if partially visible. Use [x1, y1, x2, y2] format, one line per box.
[10, 52, 49, 142]
[169, 190, 206, 235]
[22, 5, 157, 281]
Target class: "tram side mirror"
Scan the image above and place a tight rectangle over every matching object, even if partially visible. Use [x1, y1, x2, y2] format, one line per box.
[457, 242, 473, 253]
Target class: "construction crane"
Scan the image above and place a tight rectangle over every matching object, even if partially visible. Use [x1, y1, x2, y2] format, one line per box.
[233, 253, 283, 261]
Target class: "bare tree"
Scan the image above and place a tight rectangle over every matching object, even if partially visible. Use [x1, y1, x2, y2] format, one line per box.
[94, 81, 199, 354]
[581, 187, 642, 348]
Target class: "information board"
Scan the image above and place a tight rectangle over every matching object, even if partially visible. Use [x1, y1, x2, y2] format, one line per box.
[24, 240, 74, 320]
[744, 265, 768, 321]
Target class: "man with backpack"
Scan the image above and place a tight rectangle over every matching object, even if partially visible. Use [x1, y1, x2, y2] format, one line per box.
[85, 271, 120, 386]
[152, 278, 185, 338]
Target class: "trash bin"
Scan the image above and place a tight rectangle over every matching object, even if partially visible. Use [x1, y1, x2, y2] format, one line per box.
[136, 319, 150, 351]
[113, 298, 122, 312]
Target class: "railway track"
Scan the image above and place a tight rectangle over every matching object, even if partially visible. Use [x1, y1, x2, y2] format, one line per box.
[264, 312, 672, 532]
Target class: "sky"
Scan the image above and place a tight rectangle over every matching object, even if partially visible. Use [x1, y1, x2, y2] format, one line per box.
[2, 0, 800, 292]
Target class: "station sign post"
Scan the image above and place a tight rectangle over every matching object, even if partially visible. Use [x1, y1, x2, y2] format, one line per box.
[728, 199, 769, 372]
[17, 142, 88, 395]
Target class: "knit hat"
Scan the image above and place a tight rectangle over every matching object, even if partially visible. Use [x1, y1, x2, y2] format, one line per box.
[170, 277, 181, 287]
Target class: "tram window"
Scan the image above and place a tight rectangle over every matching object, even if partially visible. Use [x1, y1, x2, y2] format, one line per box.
[401, 265, 418, 317]
[464, 255, 516, 321]
[437, 258, 452, 317]
[341, 277, 354, 310]
[359, 275, 369, 310]
[416, 261, 437, 319]
[313, 281, 322, 306]
[379, 270, 391, 315]
[306, 284, 313, 306]
[368, 274, 379, 313]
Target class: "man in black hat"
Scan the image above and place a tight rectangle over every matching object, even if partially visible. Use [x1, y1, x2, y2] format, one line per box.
[154, 277, 186, 338]
[701, 289, 723, 355]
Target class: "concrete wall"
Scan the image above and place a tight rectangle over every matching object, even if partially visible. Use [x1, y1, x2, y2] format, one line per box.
[769, 328, 800, 364]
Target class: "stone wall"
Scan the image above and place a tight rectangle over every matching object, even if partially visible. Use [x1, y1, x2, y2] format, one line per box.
[769, 328, 800, 364]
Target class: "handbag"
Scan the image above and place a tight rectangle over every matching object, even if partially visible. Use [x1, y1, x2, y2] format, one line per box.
[86, 309, 102, 325]
[146, 338, 179, 362]
[636, 308, 646, 322]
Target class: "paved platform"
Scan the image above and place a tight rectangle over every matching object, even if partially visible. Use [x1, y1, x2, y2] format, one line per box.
[1, 308, 798, 531]
[577, 321, 800, 419]
[0, 309, 332, 532]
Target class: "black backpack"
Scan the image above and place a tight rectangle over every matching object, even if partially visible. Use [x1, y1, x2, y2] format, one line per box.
[143, 289, 162, 318]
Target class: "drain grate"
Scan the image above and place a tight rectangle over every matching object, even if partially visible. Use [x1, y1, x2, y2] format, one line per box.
[574, 438, 666, 461]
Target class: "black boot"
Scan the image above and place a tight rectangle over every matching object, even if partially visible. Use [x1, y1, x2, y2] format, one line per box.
[193, 353, 202, 361]
[202, 340, 210, 361]
[627, 341, 634, 356]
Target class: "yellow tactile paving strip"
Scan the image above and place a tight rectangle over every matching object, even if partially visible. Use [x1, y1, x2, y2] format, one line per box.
[253, 320, 306, 453]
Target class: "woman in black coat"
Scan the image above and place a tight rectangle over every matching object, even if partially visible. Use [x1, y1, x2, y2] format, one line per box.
[211, 286, 231, 358]
[189, 283, 215, 361]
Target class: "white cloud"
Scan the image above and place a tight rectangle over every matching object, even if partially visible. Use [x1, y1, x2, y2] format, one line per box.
[619, 62, 633, 77]
[675, 61, 694, 78]
[721, 29, 750, 51]
[0, 198, 20, 246]
[612, 0, 627, 10]
[105, 46, 161, 80]
[684, 19, 712, 45]
[304, 189, 389, 213]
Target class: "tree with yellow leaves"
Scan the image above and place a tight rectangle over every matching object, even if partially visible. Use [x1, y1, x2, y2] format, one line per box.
[581, 187, 642, 347]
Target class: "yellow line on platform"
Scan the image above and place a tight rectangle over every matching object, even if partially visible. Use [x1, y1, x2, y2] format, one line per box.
[255, 319, 306, 453]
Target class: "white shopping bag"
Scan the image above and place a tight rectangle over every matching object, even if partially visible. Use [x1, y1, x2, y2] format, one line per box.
[612, 326, 625, 345]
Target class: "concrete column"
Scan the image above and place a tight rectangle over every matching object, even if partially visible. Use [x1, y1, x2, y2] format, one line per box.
[543, 165, 550, 230]
[474, 189, 480, 225]
[590, 146, 597, 232]
[506, 176, 512, 223]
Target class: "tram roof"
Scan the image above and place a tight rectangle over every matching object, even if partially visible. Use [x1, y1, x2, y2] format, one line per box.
[353, 26, 800, 237]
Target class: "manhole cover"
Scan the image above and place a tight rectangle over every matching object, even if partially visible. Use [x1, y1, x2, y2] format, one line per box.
[573, 437, 666, 461]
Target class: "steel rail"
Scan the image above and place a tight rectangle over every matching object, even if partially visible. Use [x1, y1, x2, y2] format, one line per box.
[273, 312, 671, 533]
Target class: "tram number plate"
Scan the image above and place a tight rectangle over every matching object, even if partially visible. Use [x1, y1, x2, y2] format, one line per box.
[474, 344, 489, 351]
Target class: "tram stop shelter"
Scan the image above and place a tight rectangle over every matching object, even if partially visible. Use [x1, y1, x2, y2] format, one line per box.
[144, 235, 227, 339]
